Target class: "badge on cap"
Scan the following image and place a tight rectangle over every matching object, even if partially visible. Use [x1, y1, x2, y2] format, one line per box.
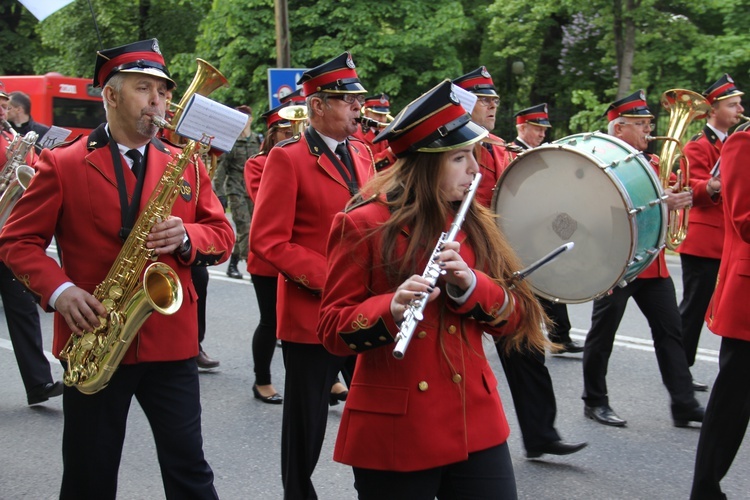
[727, 75, 735, 84]
[346, 54, 355, 69]
[449, 91, 459, 105]
[152, 40, 161, 55]
[639, 90, 646, 101]
[481, 67, 490, 78]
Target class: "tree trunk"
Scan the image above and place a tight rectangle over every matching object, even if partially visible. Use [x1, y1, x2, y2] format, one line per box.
[615, 0, 638, 99]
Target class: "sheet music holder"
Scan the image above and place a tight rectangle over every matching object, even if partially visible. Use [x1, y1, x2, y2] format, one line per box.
[38, 126, 72, 149]
[174, 94, 249, 152]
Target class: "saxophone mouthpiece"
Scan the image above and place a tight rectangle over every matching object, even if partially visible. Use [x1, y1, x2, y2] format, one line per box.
[151, 115, 170, 128]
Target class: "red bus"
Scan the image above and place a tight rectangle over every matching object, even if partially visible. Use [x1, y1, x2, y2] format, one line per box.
[0, 73, 105, 139]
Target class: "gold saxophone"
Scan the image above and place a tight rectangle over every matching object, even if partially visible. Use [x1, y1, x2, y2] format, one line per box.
[60, 59, 228, 394]
[0, 131, 37, 229]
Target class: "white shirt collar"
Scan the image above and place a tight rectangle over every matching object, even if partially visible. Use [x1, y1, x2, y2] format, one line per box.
[105, 124, 147, 168]
[316, 130, 345, 153]
[706, 123, 727, 142]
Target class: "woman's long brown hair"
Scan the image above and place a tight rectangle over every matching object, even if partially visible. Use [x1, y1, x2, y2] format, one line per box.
[353, 151, 549, 354]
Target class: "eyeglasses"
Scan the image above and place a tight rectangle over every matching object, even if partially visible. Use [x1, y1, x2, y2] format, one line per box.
[621, 120, 655, 131]
[476, 97, 500, 107]
[328, 94, 366, 105]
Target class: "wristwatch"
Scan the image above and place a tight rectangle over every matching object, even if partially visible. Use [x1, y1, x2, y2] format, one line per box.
[176, 233, 191, 257]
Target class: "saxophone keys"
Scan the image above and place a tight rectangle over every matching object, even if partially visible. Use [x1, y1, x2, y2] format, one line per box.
[80, 333, 97, 351]
[108, 286, 123, 300]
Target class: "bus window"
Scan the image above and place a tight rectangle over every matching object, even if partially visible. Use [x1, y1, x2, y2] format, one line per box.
[52, 97, 106, 130]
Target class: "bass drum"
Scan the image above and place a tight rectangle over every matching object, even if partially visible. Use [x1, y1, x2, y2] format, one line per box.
[491, 132, 666, 303]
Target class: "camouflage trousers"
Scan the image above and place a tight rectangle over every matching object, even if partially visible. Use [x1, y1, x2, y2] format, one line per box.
[228, 194, 253, 260]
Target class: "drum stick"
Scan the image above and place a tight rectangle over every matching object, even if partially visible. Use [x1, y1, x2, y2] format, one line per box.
[510, 242, 574, 286]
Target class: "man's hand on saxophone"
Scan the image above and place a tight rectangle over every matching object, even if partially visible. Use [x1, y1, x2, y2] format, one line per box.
[55, 287, 107, 335]
[146, 215, 186, 255]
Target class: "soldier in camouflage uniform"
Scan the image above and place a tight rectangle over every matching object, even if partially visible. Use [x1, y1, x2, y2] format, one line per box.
[213, 105, 261, 279]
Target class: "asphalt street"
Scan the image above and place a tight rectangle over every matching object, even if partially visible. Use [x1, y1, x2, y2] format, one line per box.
[1, 253, 748, 499]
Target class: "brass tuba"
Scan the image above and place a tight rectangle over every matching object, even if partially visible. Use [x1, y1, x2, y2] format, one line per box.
[60, 59, 228, 394]
[278, 104, 308, 135]
[647, 89, 711, 250]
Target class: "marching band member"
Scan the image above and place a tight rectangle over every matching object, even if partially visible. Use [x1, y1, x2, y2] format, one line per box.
[452, 67, 514, 207]
[249, 52, 375, 499]
[0, 39, 233, 499]
[690, 124, 750, 500]
[0, 82, 60, 406]
[678, 74, 744, 392]
[244, 102, 294, 404]
[512, 104, 582, 354]
[582, 90, 703, 428]
[318, 79, 549, 499]
[352, 93, 390, 155]
[453, 72, 586, 459]
[513, 103, 551, 150]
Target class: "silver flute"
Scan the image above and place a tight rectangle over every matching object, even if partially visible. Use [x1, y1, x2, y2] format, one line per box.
[393, 172, 482, 359]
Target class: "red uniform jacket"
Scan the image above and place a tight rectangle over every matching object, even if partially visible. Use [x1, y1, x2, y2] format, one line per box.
[244, 152, 277, 277]
[249, 128, 374, 344]
[636, 154, 671, 279]
[0, 124, 234, 363]
[706, 131, 750, 341]
[352, 124, 387, 156]
[475, 134, 512, 208]
[677, 126, 724, 259]
[318, 200, 521, 471]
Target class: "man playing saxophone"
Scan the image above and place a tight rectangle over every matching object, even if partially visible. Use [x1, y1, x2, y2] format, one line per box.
[0, 39, 233, 500]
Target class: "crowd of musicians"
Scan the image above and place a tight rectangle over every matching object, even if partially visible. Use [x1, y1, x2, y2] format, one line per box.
[0, 38, 747, 500]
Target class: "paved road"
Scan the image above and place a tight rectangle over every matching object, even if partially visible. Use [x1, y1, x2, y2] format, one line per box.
[1, 254, 748, 499]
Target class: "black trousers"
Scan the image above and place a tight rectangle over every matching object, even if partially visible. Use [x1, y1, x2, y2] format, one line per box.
[582, 277, 698, 412]
[495, 340, 561, 450]
[539, 297, 573, 344]
[250, 274, 278, 386]
[280, 341, 349, 500]
[679, 253, 720, 367]
[352, 443, 517, 500]
[0, 262, 53, 393]
[192, 266, 209, 345]
[691, 337, 750, 500]
[60, 359, 217, 500]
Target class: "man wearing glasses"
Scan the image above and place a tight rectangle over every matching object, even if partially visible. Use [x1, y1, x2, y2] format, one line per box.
[249, 52, 375, 500]
[452, 69, 587, 460]
[582, 90, 704, 429]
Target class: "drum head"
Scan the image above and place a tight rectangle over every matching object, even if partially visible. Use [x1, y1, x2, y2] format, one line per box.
[492, 146, 635, 303]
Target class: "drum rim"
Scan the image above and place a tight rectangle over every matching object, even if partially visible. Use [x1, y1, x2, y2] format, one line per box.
[490, 134, 665, 303]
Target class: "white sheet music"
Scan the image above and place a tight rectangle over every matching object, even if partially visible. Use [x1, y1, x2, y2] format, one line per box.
[175, 94, 249, 153]
[451, 84, 479, 114]
[38, 126, 72, 149]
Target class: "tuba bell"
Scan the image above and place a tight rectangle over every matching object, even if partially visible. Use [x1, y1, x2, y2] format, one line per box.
[278, 105, 309, 136]
[647, 89, 711, 250]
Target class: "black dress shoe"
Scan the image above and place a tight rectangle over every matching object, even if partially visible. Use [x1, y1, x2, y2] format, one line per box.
[692, 379, 709, 392]
[673, 405, 704, 428]
[552, 340, 584, 354]
[27, 381, 64, 406]
[329, 390, 348, 406]
[584, 404, 627, 427]
[196, 349, 220, 370]
[526, 440, 588, 459]
[252, 385, 283, 404]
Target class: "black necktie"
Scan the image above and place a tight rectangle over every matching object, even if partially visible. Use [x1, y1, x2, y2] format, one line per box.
[126, 149, 144, 180]
[335, 142, 355, 177]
